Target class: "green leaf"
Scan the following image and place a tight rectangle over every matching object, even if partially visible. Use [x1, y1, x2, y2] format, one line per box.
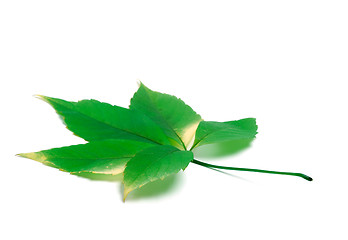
[18, 84, 313, 202]
[129, 83, 202, 150]
[123, 145, 193, 200]
[36, 95, 171, 145]
[191, 118, 258, 149]
[18, 139, 155, 175]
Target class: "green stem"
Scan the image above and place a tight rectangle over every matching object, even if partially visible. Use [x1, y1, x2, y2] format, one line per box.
[191, 159, 313, 181]
[182, 142, 187, 151]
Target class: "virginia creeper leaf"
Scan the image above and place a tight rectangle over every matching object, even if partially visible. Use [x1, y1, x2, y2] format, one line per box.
[18, 139, 155, 175]
[36, 95, 171, 145]
[191, 118, 258, 149]
[129, 83, 202, 150]
[123, 145, 193, 200]
[18, 84, 311, 202]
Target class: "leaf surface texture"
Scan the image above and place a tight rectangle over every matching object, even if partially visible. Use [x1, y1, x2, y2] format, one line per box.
[37, 95, 171, 145]
[130, 83, 202, 149]
[191, 118, 258, 149]
[19, 139, 155, 175]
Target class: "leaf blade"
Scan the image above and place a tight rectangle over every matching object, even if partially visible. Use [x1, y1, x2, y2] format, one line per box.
[191, 118, 258, 149]
[18, 139, 156, 175]
[129, 83, 202, 149]
[36, 95, 171, 145]
[123, 145, 193, 200]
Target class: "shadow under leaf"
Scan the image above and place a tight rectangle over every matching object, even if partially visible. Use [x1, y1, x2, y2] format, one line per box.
[71, 171, 181, 201]
[193, 139, 254, 160]
[122, 174, 182, 201]
[72, 172, 123, 182]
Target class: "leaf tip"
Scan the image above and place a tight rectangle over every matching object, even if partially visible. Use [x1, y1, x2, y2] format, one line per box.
[136, 79, 143, 87]
[16, 152, 47, 163]
[33, 94, 44, 99]
[33, 94, 50, 103]
[123, 188, 131, 202]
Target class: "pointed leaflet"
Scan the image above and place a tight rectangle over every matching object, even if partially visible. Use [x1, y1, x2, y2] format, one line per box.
[18, 139, 155, 175]
[191, 118, 258, 149]
[123, 145, 193, 200]
[129, 83, 202, 150]
[36, 95, 171, 145]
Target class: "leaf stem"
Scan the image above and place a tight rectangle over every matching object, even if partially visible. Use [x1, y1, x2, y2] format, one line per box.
[189, 141, 199, 151]
[191, 159, 313, 181]
[182, 142, 187, 151]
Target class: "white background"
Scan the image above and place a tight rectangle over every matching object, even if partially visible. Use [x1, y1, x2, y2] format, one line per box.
[1, 1, 347, 239]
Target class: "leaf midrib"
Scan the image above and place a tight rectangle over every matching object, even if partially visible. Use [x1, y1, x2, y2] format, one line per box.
[191, 125, 252, 149]
[50, 98, 162, 145]
[125, 148, 180, 186]
[140, 88, 187, 149]
[47, 156, 134, 160]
